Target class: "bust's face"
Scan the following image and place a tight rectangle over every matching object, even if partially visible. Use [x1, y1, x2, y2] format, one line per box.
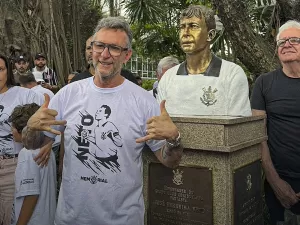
[179, 16, 209, 54]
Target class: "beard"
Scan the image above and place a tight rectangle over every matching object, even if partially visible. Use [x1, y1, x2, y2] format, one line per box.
[93, 61, 120, 81]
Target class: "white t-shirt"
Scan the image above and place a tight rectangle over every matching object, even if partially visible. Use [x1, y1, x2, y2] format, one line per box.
[13, 148, 56, 225]
[31, 85, 54, 99]
[32, 71, 44, 81]
[157, 58, 251, 117]
[0, 86, 43, 155]
[46, 77, 165, 225]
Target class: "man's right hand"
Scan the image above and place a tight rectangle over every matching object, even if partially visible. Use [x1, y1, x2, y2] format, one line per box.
[27, 94, 66, 134]
[271, 178, 299, 209]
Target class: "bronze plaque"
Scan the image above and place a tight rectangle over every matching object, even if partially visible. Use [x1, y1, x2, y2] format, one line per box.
[234, 160, 263, 225]
[148, 163, 213, 225]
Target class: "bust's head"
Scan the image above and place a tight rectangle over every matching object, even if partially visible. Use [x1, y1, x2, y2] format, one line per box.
[179, 5, 216, 54]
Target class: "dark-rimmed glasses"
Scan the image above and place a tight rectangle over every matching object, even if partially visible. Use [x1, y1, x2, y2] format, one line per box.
[276, 37, 300, 47]
[91, 41, 128, 57]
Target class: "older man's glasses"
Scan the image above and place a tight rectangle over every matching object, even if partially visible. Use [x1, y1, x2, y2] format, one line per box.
[276, 37, 300, 47]
[91, 41, 128, 57]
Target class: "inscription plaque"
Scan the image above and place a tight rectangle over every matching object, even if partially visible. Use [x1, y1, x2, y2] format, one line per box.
[234, 160, 263, 225]
[148, 163, 213, 225]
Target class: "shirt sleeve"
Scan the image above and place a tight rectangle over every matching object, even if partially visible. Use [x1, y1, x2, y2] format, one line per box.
[227, 64, 252, 116]
[25, 89, 44, 106]
[52, 70, 58, 86]
[250, 75, 266, 110]
[15, 155, 40, 198]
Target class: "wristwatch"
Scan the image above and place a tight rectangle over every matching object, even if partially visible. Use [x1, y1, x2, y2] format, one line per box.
[166, 131, 181, 148]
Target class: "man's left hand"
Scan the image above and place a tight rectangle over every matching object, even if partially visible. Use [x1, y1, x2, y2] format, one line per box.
[136, 100, 178, 143]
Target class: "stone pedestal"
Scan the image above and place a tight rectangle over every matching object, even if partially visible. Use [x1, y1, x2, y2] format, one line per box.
[143, 115, 267, 225]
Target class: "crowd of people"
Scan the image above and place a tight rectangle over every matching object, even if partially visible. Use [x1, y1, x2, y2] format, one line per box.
[0, 4, 299, 225]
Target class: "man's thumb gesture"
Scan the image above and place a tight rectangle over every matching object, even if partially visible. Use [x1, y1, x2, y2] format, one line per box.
[160, 100, 169, 116]
[41, 93, 50, 109]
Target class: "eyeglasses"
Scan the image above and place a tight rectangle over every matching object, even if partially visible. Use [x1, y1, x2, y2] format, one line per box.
[91, 41, 128, 57]
[276, 37, 300, 47]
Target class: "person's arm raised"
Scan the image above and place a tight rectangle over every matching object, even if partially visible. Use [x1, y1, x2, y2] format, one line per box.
[136, 100, 183, 168]
[22, 94, 66, 166]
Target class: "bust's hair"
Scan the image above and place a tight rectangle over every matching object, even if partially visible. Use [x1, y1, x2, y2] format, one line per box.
[180, 5, 216, 31]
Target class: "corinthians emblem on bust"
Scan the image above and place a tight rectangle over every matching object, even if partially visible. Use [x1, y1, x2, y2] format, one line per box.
[200, 86, 218, 106]
[172, 169, 183, 186]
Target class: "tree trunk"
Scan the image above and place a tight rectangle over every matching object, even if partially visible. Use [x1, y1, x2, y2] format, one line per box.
[211, 0, 279, 76]
[0, 0, 72, 86]
[0, 1, 28, 60]
[277, 0, 300, 23]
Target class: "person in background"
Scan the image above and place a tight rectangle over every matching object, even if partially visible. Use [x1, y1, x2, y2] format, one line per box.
[251, 20, 300, 225]
[32, 53, 59, 92]
[149, 56, 179, 98]
[0, 54, 43, 225]
[10, 103, 56, 225]
[13, 55, 30, 85]
[136, 76, 143, 87]
[67, 72, 78, 84]
[19, 72, 54, 99]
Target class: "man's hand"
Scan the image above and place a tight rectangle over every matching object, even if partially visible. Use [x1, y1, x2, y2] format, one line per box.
[27, 94, 66, 135]
[272, 178, 299, 209]
[41, 82, 52, 90]
[34, 137, 53, 166]
[136, 100, 178, 143]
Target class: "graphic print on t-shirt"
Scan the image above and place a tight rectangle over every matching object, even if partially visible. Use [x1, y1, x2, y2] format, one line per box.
[72, 105, 123, 175]
[0, 105, 13, 152]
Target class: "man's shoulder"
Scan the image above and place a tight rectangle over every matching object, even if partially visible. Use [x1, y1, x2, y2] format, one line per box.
[255, 68, 281, 83]
[71, 71, 92, 83]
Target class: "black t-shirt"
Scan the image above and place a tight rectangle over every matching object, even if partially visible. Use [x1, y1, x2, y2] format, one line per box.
[70, 69, 138, 85]
[70, 70, 92, 83]
[251, 68, 300, 178]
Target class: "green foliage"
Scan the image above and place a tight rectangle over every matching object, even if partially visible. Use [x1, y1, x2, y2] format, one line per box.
[142, 79, 156, 91]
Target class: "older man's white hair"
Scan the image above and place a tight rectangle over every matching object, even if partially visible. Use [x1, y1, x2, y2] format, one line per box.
[276, 20, 300, 41]
[157, 56, 179, 76]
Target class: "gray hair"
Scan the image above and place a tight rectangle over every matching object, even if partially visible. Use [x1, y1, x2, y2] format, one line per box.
[276, 20, 300, 41]
[93, 16, 133, 49]
[180, 5, 216, 31]
[157, 56, 179, 75]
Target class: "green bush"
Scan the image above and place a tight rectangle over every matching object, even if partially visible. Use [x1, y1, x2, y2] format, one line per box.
[142, 79, 157, 91]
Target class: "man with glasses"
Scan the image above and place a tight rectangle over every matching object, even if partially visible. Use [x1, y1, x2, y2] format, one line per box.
[251, 20, 300, 225]
[71, 36, 138, 85]
[22, 17, 183, 225]
[157, 5, 251, 116]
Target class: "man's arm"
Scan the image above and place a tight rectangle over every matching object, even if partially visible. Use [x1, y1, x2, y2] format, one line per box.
[154, 141, 183, 168]
[137, 100, 183, 168]
[252, 109, 298, 208]
[16, 195, 39, 225]
[23, 94, 66, 166]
